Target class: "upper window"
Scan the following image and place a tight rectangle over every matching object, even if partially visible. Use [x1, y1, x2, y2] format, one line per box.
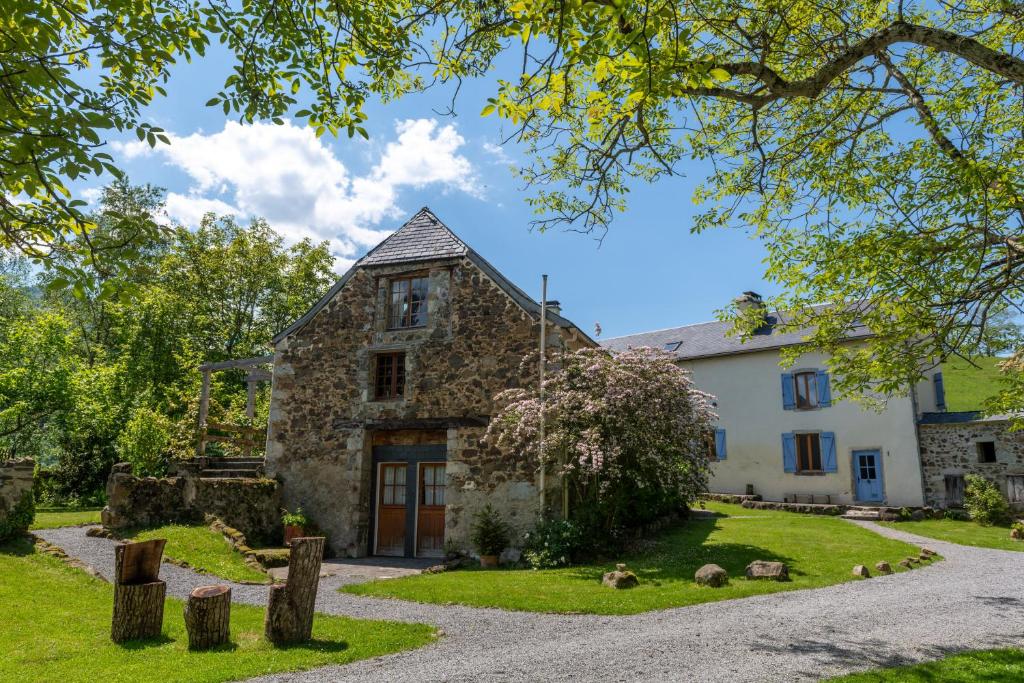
[977, 441, 997, 463]
[795, 433, 822, 472]
[793, 371, 819, 409]
[374, 352, 406, 400]
[389, 276, 428, 329]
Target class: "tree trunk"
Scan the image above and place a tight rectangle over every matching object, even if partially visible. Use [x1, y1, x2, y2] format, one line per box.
[264, 536, 325, 644]
[184, 585, 232, 650]
[111, 581, 166, 642]
[111, 539, 167, 643]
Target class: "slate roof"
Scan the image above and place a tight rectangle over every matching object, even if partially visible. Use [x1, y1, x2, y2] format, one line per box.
[358, 208, 469, 266]
[272, 207, 594, 345]
[918, 411, 1016, 425]
[600, 309, 872, 361]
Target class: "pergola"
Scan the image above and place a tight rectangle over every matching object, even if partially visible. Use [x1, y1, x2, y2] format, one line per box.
[196, 354, 273, 457]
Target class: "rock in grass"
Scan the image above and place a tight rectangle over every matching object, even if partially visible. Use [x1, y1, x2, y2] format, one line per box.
[921, 547, 937, 556]
[1011, 528, 1023, 541]
[602, 566, 639, 589]
[745, 560, 789, 581]
[852, 564, 870, 578]
[899, 559, 913, 569]
[695, 563, 728, 587]
[875, 561, 892, 574]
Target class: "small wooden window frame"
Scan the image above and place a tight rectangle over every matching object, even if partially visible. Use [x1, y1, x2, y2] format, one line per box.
[388, 275, 429, 329]
[374, 352, 406, 400]
[793, 371, 819, 410]
[794, 432, 822, 473]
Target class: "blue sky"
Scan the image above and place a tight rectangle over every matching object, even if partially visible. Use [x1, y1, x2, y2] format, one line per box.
[83, 45, 776, 340]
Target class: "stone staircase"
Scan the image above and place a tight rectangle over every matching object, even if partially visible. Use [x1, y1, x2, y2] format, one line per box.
[199, 457, 265, 479]
[841, 506, 882, 521]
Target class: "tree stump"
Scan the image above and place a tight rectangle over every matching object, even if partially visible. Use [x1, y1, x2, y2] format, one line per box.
[184, 585, 232, 650]
[111, 539, 167, 643]
[264, 536, 325, 644]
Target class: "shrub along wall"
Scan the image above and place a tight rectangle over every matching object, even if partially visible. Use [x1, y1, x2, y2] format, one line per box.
[0, 458, 35, 540]
[102, 463, 282, 545]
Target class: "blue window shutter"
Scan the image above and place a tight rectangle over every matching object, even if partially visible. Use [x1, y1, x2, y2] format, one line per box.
[782, 433, 796, 472]
[816, 370, 832, 407]
[781, 373, 795, 410]
[934, 372, 946, 411]
[821, 432, 838, 472]
[715, 428, 727, 460]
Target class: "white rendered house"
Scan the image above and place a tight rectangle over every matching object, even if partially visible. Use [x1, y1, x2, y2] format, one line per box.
[602, 293, 944, 507]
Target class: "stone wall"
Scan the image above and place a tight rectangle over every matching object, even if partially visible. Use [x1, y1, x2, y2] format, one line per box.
[102, 463, 282, 545]
[267, 256, 585, 556]
[0, 458, 35, 539]
[919, 418, 1024, 508]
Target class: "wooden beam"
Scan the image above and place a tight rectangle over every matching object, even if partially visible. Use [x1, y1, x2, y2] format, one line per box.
[198, 355, 273, 372]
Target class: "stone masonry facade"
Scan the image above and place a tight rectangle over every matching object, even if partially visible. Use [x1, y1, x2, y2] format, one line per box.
[267, 238, 590, 558]
[919, 418, 1024, 509]
[0, 458, 35, 538]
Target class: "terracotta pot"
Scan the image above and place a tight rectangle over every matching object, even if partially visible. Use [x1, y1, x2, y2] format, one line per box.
[284, 524, 305, 545]
[479, 554, 499, 568]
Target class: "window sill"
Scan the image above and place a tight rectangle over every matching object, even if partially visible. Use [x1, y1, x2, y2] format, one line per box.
[793, 471, 827, 476]
[386, 325, 427, 332]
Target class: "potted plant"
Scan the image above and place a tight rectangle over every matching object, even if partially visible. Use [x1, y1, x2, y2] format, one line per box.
[470, 504, 509, 568]
[281, 507, 309, 545]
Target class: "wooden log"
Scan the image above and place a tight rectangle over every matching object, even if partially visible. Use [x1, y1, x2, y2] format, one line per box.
[184, 585, 232, 650]
[111, 581, 166, 642]
[111, 539, 167, 643]
[264, 536, 325, 644]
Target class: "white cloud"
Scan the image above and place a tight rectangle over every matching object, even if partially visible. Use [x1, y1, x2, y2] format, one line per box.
[482, 141, 512, 164]
[114, 118, 481, 268]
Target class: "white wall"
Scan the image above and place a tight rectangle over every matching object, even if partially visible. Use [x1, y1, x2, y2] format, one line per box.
[684, 348, 926, 507]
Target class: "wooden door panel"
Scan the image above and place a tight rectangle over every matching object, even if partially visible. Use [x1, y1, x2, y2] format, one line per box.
[416, 463, 446, 557]
[376, 464, 407, 556]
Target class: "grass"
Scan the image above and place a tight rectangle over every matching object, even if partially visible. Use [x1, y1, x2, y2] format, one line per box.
[828, 648, 1024, 682]
[31, 507, 103, 530]
[123, 523, 269, 584]
[343, 502, 926, 615]
[942, 356, 1005, 411]
[880, 518, 1024, 552]
[0, 536, 435, 683]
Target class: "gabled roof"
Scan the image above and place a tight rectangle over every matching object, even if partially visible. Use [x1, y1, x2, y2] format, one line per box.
[600, 306, 872, 361]
[272, 208, 595, 345]
[358, 208, 468, 266]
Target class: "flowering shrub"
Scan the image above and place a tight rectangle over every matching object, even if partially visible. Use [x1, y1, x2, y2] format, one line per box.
[486, 347, 716, 542]
[964, 474, 1011, 526]
[522, 518, 588, 569]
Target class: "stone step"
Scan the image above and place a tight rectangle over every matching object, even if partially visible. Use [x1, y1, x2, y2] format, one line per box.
[204, 458, 265, 469]
[842, 510, 881, 521]
[200, 468, 262, 479]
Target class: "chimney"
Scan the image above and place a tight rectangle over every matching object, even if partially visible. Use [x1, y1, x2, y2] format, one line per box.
[545, 300, 561, 316]
[733, 291, 773, 335]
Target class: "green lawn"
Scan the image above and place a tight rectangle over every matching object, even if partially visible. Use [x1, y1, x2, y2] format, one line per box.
[31, 508, 103, 530]
[343, 502, 925, 615]
[828, 648, 1024, 682]
[0, 537, 435, 683]
[124, 523, 269, 584]
[880, 518, 1024, 552]
[942, 356, 1004, 411]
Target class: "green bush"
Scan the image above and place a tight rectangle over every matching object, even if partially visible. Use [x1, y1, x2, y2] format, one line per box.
[281, 507, 309, 527]
[964, 474, 1012, 526]
[898, 507, 914, 521]
[522, 518, 588, 569]
[116, 407, 172, 477]
[469, 504, 509, 557]
[0, 491, 35, 541]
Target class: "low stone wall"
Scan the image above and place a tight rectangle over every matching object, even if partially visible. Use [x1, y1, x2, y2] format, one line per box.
[703, 493, 763, 505]
[0, 458, 35, 539]
[919, 417, 1024, 508]
[742, 500, 846, 515]
[102, 463, 282, 545]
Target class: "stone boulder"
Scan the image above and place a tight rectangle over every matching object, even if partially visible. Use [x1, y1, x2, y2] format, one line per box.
[899, 559, 913, 569]
[1011, 528, 1023, 541]
[745, 560, 789, 581]
[921, 547, 936, 557]
[875, 561, 892, 575]
[602, 563, 639, 589]
[695, 563, 728, 587]
[852, 564, 871, 578]
[905, 556, 920, 565]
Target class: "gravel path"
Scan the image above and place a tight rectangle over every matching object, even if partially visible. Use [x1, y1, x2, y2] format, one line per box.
[35, 522, 1024, 682]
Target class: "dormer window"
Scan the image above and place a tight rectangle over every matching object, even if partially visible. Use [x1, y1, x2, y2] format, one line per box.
[389, 276, 428, 329]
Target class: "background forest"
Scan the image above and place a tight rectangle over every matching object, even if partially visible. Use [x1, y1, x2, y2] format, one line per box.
[0, 182, 335, 504]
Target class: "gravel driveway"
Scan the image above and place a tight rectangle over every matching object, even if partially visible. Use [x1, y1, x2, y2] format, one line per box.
[35, 522, 1024, 682]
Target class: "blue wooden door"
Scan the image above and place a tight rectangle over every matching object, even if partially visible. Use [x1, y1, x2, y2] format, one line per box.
[853, 449, 883, 502]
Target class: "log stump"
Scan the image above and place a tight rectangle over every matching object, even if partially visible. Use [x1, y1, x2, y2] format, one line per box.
[111, 539, 167, 643]
[265, 536, 325, 644]
[184, 585, 232, 650]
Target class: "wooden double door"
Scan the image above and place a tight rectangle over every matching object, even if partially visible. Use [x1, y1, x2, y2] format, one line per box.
[374, 458, 447, 558]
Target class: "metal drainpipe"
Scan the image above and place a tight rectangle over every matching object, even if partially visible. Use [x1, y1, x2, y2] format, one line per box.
[539, 274, 547, 517]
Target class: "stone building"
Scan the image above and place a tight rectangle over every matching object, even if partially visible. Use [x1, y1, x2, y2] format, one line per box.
[266, 208, 594, 558]
[918, 412, 1024, 510]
